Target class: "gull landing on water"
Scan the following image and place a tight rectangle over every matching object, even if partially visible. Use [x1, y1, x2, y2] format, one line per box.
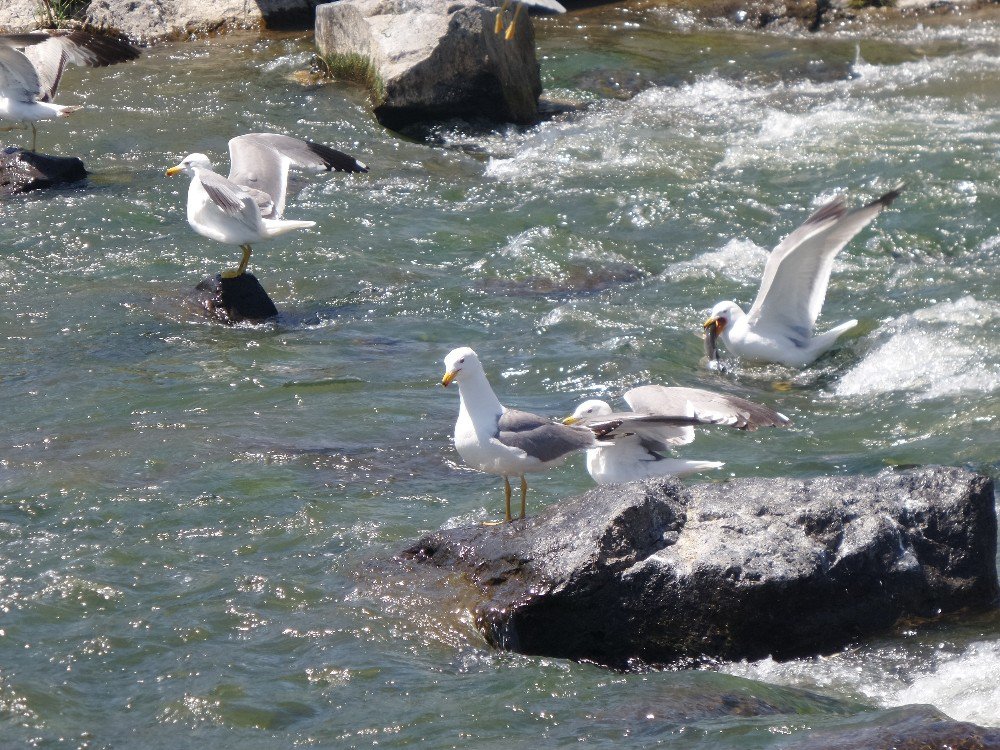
[0, 30, 140, 152]
[564, 386, 791, 485]
[441, 347, 595, 524]
[703, 185, 904, 368]
[166, 133, 368, 279]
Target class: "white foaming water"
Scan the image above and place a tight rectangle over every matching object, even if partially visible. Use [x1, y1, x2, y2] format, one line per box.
[723, 639, 1000, 725]
[835, 297, 1000, 400]
[664, 238, 768, 286]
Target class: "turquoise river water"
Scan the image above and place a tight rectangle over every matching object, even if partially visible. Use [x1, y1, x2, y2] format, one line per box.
[1, 3, 999, 747]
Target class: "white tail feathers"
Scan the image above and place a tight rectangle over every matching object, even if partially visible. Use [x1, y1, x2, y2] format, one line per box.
[261, 218, 316, 238]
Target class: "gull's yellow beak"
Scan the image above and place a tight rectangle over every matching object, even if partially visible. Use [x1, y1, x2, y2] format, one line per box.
[441, 369, 458, 388]
[703, 316, 724, 335]
[562, 415, 579, 425]
[165, 165, 183, 177]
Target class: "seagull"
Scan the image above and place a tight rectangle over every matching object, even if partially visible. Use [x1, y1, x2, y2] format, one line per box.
[441, 347, 595, 523]
[563, 385, 791, 485]
[165, 133, 368, 278]
[703, 185, 904, 367]
[0, 30, 140, 151]
[493, 0, 566, 40]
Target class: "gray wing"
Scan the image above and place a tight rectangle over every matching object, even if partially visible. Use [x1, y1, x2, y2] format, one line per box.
[228, 133, 368, 219]
[0, 44, 42, 103]
[746, 187, 903, 339]
[497, 408, 595, 463]
[194, 167, 262, 232]
[20, 30, 140, 102]
[624, 385, 792, 431]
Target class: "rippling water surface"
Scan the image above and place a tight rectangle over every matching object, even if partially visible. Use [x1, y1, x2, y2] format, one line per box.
[1, 5, 998, 747]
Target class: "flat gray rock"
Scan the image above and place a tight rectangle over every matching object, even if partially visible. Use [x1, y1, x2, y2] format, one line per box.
[402, 466, 998, 666]
[315, 0, 543, 130]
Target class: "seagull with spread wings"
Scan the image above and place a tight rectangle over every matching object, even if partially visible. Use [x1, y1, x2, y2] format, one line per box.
[563, 385, 790, 485]
[703, 185, 904, 367]
[441, 347, 596, 524]
[166, 134, 368, 278]
[0, 30, 140, 151]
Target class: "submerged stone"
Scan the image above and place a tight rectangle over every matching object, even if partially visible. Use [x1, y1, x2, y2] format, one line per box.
[314, 0, 544, 131]
[194, 273, 279, 324]
[401, 466, 998, 667]
[0, 147, 87, 195]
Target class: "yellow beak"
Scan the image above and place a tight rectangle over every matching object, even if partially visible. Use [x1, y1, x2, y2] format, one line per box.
[562, 415, 579, 425]
[165, 165, 183, 176]
[703, 316, 724, 334]
[441, 369, 458, 387]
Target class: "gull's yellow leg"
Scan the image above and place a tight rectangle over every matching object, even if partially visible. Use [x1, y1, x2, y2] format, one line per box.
[519, 476, 527, 519]
[30, 123, 37, 152]
[494, 0, 510, 34]
[482, 476, 512, 526]
[222, 244, 253, 279]
[504, 3, 524, 40]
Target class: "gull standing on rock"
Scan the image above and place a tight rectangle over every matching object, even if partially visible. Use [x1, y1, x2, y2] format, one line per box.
[441, 347, 595, 523]
[166, 133, 368, 278]
[563, 385, 791, 485]
[703, 185, 904, 367]
[0, 30, 140, 151]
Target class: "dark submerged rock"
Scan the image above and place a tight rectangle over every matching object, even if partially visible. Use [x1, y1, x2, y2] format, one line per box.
[783, 704, 1000, 750]
[193, 273, 278, 324]
[402, 467, 998, 667]
[0, 147, 87, 195]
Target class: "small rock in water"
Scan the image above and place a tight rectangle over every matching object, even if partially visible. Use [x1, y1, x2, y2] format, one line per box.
[0, 147, 87, 195]
[193, 273, 278, 324]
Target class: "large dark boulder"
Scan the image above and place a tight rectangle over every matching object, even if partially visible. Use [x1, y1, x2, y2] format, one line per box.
[315, 0, 544, 131]
[0, 147, 87, 195]
[402, 467, 998, 667]
[193, 273, 278, 324]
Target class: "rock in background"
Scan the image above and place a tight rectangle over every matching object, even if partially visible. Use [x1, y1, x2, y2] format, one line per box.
[315, 0, 543, 131]
[402, 467, 998, 667]
[0, 148, 87, 195]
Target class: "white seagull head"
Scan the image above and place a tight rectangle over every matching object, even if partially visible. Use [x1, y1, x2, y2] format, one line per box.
[704, 300, 745, 337]
[165, 152, 213, 177]
[565, 399, 612, 424]
[441, 346, 485, 388]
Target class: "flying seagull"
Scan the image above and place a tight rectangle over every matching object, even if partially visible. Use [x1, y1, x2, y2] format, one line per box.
[166, 133, 368, 278]
[564, 385, 791, 485]
[0, 30, 140, 151]
[703, 185, 904, 367]
[493, 0, 566, 40]
[441, 347, 595, 524]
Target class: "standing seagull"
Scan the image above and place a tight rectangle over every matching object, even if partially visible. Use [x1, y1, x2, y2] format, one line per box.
[441, 347, 595, 524]
[703, 185, 904, 367]
[563, 385, 791, 485]
[0, 30, 140, 151]
[166, 133, 368, 278]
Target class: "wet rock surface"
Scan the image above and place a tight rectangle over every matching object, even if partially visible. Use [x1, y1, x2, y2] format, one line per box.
[402, 467, 998, 667]
[193, 273, 279, 324]
[315, 0, 543, 131]
[0, 148, 87, 195]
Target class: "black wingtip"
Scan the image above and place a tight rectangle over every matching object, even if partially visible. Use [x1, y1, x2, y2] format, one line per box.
[65, 30, 141, 64]
[869, 182, 905, 209]
[306, 141, 369, 174]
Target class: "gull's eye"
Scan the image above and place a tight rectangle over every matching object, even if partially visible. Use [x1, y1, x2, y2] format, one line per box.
[458, 358, 465, 364]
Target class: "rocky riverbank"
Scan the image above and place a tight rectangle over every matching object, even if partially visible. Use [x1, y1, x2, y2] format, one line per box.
[3, 0, 997, 42]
